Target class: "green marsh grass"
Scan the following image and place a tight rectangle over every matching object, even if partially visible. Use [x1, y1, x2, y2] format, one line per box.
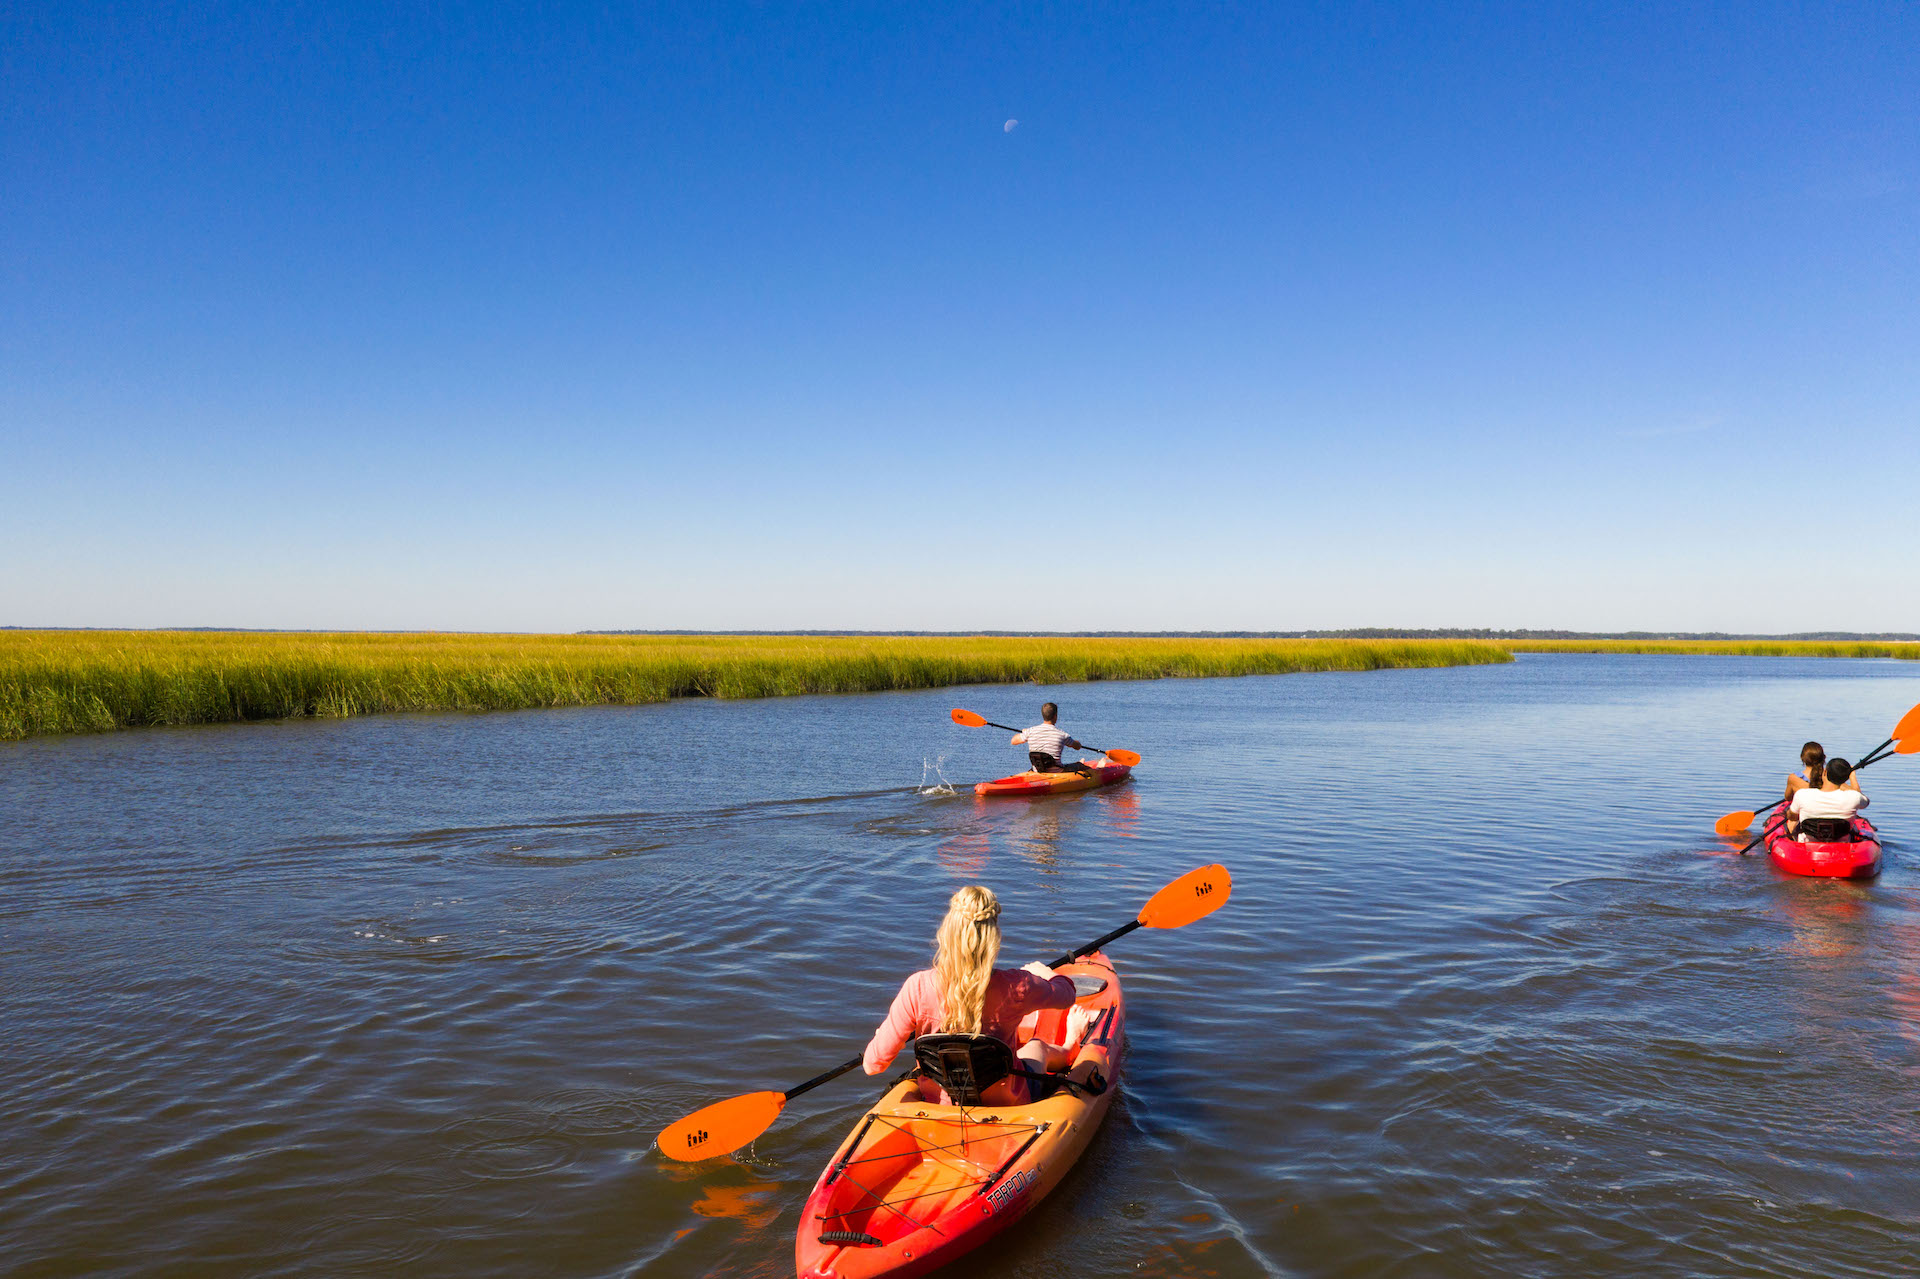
[0, 632, 1513, 740]
[1502, 639, 1920, 659]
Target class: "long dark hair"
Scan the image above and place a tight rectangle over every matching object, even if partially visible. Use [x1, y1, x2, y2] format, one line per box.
[1801, 741, 1826, 789]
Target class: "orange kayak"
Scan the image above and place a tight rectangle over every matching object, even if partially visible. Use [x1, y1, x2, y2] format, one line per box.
[793, 954, 1125, 1278]
[972, 761, 1132, 797]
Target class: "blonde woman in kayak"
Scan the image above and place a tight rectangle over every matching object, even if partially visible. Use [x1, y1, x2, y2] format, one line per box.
[862, 885, 1078, 1104]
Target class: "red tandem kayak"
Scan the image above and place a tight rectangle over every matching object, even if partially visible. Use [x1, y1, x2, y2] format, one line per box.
[1764, 812, 1882, 879]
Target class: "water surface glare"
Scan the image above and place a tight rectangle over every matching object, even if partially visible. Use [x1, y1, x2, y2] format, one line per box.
[5, 654, 1920, 1277]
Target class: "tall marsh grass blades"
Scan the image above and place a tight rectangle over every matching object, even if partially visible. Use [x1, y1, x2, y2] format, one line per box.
[0, 632, 1516, 740]
[7, 633, 1916, 741]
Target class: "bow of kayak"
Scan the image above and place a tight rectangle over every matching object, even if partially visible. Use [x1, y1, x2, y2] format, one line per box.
[1765, 813, 1882, 879]
[973, 762, 1132, 798]
[794, 954, 1125, 1278]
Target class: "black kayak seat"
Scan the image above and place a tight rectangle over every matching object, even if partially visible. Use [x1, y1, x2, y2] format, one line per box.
[913, 1034, 1018, 1105]
[912, 1033, 1079, 1105]
[1798, 816, 1861, 843]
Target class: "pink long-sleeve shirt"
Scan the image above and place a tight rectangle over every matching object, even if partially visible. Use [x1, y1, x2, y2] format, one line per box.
[863, 967, 1078, 1075]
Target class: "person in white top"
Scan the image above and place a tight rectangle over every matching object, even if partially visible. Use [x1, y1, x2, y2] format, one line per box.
[1787, 756, 1868, 840]
[1010, 702, 1091, 775]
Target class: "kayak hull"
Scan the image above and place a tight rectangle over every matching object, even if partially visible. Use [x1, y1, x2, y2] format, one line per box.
[1764, 814, 1882, 879]
[973, 763, 1132, 798]
[794, 954, 1125, 1279]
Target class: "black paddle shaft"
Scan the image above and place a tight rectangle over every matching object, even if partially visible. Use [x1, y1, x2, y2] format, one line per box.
[1857, 736, 1896, 770]
[1737, 818, 1782, 856]
[786, 1056, 863, 1102]
[1045, 918, 1142, 969]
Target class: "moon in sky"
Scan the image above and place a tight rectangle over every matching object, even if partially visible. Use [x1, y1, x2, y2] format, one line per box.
[1004, 119, 1018, 133]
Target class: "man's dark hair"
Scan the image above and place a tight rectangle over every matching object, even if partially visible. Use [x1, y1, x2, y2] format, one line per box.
[1827, 758, 1853, 784]
[1041, 702, 1058, 722]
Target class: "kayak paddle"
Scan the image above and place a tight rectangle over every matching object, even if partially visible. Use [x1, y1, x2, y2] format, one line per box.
[1859, 736, 1920, 770]
[949, 708, 1142, 767]
[1848, 701, 1920, 773]
[1716, 701, 1920, 837]
[654, 862, 1231, 1162]
[1715, 800, 1783, 837]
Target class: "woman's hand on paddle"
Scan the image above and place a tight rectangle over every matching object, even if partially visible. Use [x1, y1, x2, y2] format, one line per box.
[1021, 961, 1057, 980]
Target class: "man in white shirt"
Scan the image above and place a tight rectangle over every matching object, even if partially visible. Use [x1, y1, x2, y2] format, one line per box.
[1010, 702, 1091, 775]
[1787, 757, 1868, 840]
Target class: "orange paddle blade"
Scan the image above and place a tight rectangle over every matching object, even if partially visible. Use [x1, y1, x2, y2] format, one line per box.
[950, 708, 988, 727]
[1139, 864, 1231, 930]
[1899, 737, 1920, 755]
[1103, 748, 1142, 767]
[656, 1090, 785, 1162]
[1896, 702, 1920, 743]
[1715, 811, 1756, 837]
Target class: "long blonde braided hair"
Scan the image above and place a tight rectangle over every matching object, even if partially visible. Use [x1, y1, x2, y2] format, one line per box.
[934, 886, 1002, 1034]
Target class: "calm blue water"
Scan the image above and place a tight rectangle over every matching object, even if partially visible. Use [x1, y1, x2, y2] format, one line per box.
[4, 654, 1920, 1277]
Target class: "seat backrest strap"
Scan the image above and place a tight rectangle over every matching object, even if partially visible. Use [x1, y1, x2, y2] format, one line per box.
[1799, 816, 1857, 842]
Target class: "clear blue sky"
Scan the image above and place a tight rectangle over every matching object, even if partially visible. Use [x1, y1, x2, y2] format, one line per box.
[4, 3, 1915, 632]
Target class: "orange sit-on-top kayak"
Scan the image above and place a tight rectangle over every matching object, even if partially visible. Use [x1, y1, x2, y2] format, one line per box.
[973, 761, 1132, 798]
[793, 954, 1125, 1278]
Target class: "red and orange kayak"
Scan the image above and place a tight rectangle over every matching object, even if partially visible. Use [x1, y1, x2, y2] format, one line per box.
[972, 761, 1132, 798]
[793, 954, 1125, 1278]
[1764, 812, 1882, 879]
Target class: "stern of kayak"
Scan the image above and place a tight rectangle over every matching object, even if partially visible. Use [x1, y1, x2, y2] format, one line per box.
[972, 763, 1132, 798]
[1765, 816, 1883, 879]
